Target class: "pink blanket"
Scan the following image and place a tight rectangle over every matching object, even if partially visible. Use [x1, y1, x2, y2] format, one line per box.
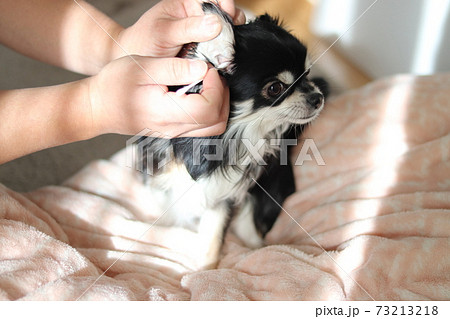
[1, 73, 449, 300]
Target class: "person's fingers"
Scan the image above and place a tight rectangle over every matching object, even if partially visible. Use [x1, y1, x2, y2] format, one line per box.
[216, 0, 236, 19]
[159, 15, 222, 46]
[178, 120, 227, 137]
[175, 68, 228, 124]
[182, 75, 230, 136]
[146, 68, 227, 128]
[182, 88, 229, 137]
[133, 57, 208, 86]
[166, 97, 229, 136]
[233, 8, 246, 25]
[136, 67, 228, 137]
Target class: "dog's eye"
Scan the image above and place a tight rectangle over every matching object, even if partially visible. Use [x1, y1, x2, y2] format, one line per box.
[267, 82, 285, 98]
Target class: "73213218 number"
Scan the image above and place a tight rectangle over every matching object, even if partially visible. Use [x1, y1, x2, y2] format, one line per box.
[376, 305, 438, 316]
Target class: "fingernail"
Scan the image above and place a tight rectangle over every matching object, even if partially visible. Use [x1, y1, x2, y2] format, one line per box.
[201, 15, 221, 35]
[189, 60, 207, 77]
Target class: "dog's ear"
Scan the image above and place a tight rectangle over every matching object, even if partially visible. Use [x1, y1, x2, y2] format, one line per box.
[257, 14, 281, 26]
[202, 1, 234, 24]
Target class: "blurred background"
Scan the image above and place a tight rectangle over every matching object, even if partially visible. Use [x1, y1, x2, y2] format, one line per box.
[1, 0, 449, 191]
[239, 0, 450, 90]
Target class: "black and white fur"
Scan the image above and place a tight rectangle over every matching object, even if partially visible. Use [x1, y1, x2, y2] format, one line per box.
[137, 2, 327, 269]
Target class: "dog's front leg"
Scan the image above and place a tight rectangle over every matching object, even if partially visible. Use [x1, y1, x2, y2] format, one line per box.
[231, 196, 264, 249]
[195, 204, 230, 269]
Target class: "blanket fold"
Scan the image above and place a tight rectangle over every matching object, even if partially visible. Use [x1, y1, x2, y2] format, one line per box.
[1, 73, 449, 300]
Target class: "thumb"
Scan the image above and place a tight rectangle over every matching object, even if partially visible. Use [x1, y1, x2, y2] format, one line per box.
[163, 15, 222, 45]
[139, 57, 208, 86]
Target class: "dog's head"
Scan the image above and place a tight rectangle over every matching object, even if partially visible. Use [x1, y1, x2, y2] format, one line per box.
[224, 15, 324, 133]
[168, 4, 327, 181]
[184, 3, 325, 133]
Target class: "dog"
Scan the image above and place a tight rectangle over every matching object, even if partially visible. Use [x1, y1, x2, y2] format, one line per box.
[136, 2, 327, 269]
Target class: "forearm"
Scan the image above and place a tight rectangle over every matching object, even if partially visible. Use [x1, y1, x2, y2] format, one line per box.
[0, 0, 123, 75]
[0, 80, 95, 164]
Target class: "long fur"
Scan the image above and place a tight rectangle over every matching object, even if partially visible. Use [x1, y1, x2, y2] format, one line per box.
[137, 2, 328, 268]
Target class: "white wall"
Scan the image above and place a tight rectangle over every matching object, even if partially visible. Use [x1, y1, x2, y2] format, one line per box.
[310, 0, 450, 78]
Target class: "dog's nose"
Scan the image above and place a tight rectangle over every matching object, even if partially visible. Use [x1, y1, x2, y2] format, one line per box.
[306, 93, 323, 109]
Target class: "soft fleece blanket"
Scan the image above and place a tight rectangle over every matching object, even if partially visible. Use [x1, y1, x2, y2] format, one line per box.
[1, 73, 449, 300]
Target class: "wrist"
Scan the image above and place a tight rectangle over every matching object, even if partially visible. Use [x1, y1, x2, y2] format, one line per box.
[108, 25, 128, 63]
[0, 80, 103, 163]
[64, 78, 103, 141]
[82, 73, 120, 137]
[103, 24, 125, 66]
[73, 2, 125, 74]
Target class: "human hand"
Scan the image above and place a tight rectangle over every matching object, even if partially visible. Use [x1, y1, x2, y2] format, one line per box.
[111, 0, 246, 60]
[86, 55, 229, 137]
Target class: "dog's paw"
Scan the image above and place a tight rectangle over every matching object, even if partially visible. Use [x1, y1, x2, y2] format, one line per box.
[239, 230, 264, 249]
[193, 248, 220, 270]
[231, 199, 265, 249]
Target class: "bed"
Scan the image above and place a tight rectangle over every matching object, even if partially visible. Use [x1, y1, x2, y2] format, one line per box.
[1, 73, 449, 300]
